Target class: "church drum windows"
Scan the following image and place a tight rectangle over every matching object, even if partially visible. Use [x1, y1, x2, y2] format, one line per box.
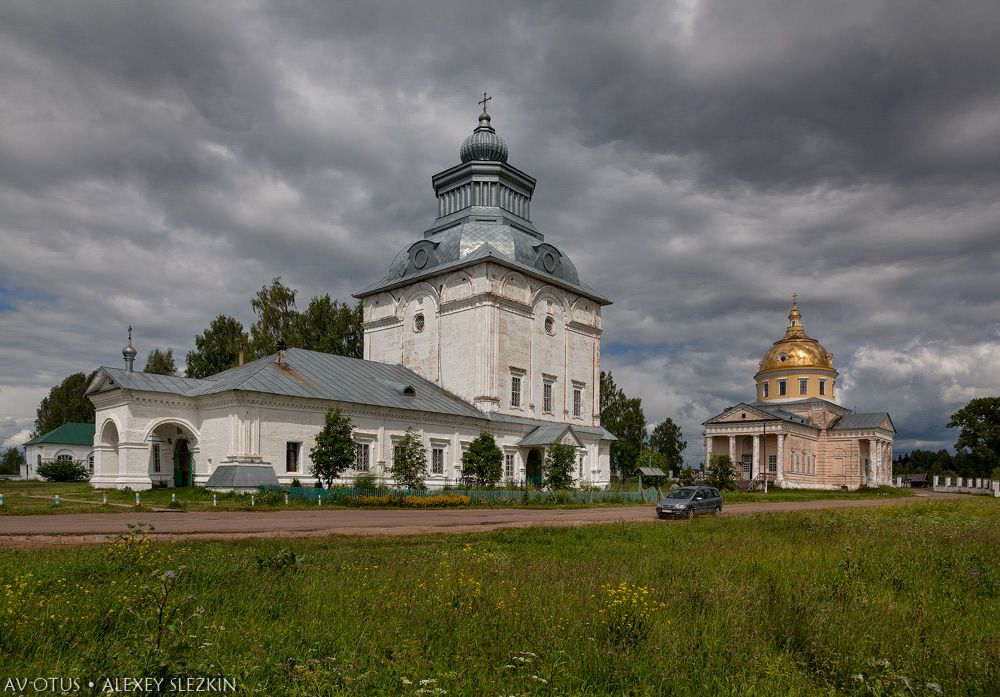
[286, 442, 301, 473]
[778, 379, 787, 396]
[799, 378, 808, 395]
[819, 379, 827, 396]
[762, 381, 769, 398]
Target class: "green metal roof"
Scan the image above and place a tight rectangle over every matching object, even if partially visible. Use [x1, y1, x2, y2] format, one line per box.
[23, 422, 95, 447]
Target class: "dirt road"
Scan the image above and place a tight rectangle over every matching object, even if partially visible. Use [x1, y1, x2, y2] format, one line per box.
[0, 491, 960, 548]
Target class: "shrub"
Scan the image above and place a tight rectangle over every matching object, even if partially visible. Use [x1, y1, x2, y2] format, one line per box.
[390, 428, 428, 490]
[36, 459, 90, 482]
[543, 443, 577, 490]
[290, 478, 302, 488]
[403, 494, 471, 507]
[706, 454, 737, 491]
[677, 466, 696, 486]
[461, 432, 503, 486]
[352, 471, 379, 490]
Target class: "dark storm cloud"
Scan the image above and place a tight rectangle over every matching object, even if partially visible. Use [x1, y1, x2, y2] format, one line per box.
[1, 0, 998, 457]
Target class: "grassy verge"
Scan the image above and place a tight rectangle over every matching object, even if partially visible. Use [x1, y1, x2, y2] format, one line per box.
[1, 481, 913, 516]
[1, 500, 998, 695]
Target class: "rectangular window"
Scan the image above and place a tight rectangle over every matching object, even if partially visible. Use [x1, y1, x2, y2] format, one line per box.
[778, 380, 787, 396]
[511, 375, 521, 407]
[355, 443, 370, 472]
[152, 444, 161, 473]
[573, 388, 582, 417]
[286, 442, 301, 473]
[741, 453, 752, 475]
[578, 453, 585, 478]
[504, 453, 515, 479]
[768, 454, 777, 473]
[762, 382, 769, 398]
[543, 382, 553, 413]
[799, 378, 808, 395]
[819, 379, 826, 396]
[432, 447, 444, 475]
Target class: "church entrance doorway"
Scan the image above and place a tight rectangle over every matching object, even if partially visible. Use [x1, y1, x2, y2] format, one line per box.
[526, 448, 543, 488]
[173, 439, 192, 488]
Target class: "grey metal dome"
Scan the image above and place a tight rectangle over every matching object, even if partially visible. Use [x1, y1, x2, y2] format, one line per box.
[460, 112, 508, 163]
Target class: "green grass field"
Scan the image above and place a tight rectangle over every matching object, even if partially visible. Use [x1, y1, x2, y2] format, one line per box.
[0, 480, 913, 516]
[1, 499, 997, 696]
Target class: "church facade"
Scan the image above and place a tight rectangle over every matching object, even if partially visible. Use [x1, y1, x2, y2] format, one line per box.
[87, 103, 615, 491]
[702, 302, 895, 490]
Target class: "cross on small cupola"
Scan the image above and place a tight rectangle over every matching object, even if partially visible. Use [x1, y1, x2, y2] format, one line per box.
[478, 91, 492, 113]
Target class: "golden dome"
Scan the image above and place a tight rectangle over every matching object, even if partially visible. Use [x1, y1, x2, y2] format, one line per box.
[756, 301, 837, 376]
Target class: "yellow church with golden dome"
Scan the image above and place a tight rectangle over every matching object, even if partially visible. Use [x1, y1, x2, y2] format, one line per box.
[702, 300, 895, 490]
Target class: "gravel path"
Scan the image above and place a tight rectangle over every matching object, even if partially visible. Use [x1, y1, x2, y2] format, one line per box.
[0, 491, 959, 548]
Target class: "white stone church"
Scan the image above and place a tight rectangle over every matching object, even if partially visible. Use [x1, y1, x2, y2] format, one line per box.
[87, 104, 615, 491]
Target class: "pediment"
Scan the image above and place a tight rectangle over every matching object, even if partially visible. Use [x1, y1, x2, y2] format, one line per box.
[707, 404, 774, 424]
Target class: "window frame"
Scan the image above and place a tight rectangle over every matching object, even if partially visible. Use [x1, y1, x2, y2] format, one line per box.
[542, 380, 554, 413]
[355, 442, 371, 472]
[510, 373, 522, 408]
[799, 378, 808, 395]
[778, 379, 787, 396]
[285, 441, 301, 473]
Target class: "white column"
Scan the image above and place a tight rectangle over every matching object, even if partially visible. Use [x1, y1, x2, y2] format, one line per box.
[728, 436, 736, 466]
[866, 438, 875, 487]
[752, 435, 760, 479]
[705, 436, 713, 470]
[776, 433, 785, 483]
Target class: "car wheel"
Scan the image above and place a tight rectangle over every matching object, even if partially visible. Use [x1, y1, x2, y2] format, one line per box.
[713, 506, 721, 518]
[686, 508, 695, 520]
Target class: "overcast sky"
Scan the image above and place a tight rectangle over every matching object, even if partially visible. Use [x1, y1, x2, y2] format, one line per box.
[2, 0, 999, 462]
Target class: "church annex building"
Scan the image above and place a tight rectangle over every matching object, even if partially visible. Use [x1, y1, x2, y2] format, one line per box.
[86, 103, 616, 491]
[702, 302, 895, 490]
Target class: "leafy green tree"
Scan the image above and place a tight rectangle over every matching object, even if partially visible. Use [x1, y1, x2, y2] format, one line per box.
[543, 443, 577, 490]
[947, 397, 1000, 476]
[291, 295, 364, 359]
[185, 315, 249, 378]
[600, 371, 647, 478]
[462, 432, 503, 486]
[1, 447, 25, 475]
[391, 428, 428, 490]
[143, 348, 177, 375]
[636, 448, 670, 475]
[37, 459, 90, 482]
[706, 454, 737, 491]
[677, 466, 696, 486]
[250, 277, 298, 358]
[649, 417, 686, 472]
[35, 371, 97, 436]
[309, 408, 356, 488]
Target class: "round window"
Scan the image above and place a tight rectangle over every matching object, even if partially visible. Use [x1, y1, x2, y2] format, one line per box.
[414, 313, 425, 332]
[542, 252, 557, 273]
[779, 352, 788, 362]
[413, 248, 428, 269]
[544, 316, 555, 334]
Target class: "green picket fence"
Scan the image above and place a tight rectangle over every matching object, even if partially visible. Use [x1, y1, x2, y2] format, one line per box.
[277, 485, 660, 505]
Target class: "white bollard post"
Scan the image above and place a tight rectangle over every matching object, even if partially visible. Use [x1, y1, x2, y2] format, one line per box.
[102, 493, 108, 505]
[212, 494, 217, 507]
[318, 494, 322, 507]
[285, 493, 289, 505]
[251, 495, 255, 507]
[135, 492, 141, 506]
[171, 492, 176, 503]
[933, 475, 939, 489]
[55, 494, 60, 507]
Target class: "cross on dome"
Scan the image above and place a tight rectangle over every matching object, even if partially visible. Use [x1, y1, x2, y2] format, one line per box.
[478, 91, 492, 113]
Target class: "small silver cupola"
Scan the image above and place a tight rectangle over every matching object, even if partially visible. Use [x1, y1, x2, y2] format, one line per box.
[122, 325, 137, 372]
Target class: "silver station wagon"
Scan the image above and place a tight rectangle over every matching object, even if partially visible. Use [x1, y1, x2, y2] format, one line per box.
[655, 486, 723, 520]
